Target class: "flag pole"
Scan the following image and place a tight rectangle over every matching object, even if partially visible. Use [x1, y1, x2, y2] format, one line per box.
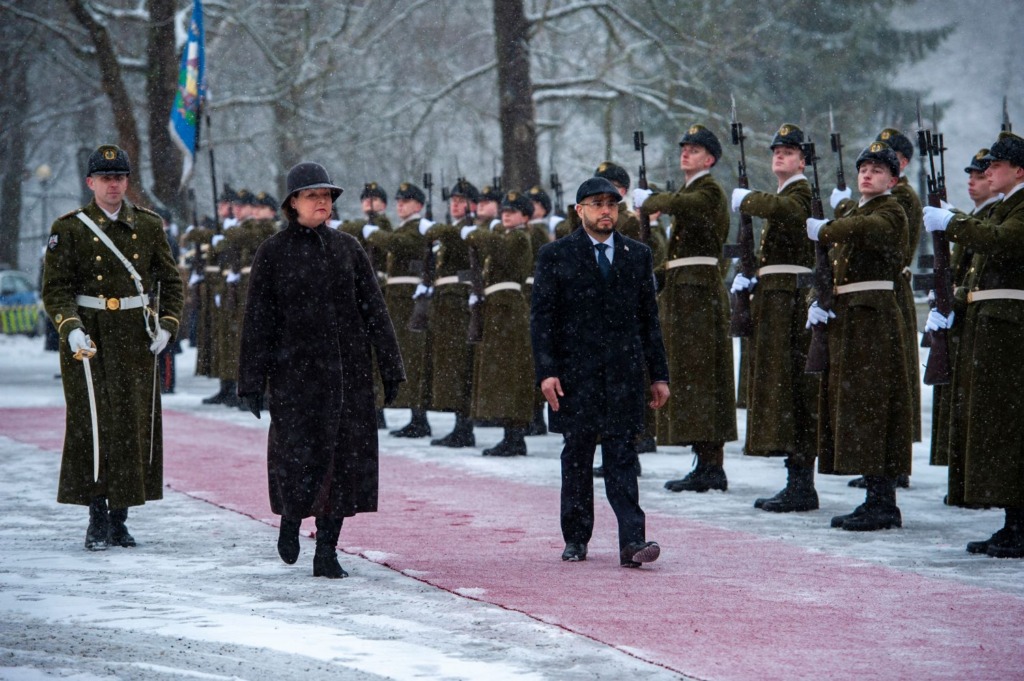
[204, 101, 219, 217]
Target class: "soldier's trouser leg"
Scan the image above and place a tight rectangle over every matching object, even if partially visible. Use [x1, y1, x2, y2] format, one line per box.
[693, 441, 724, 467]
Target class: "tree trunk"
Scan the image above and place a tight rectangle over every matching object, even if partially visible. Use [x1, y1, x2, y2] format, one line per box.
[0, 55, 27, 269]
[66, 0, 147, 206]
[146, 0, 185, 217]
[492, 0, 539, 192]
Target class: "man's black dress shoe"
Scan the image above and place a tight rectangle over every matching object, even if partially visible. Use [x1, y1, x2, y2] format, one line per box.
[620, 541, 660, 567]
[561, 543, 587, 562]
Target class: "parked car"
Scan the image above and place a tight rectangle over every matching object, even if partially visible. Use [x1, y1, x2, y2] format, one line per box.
[0, 270, 42, 336]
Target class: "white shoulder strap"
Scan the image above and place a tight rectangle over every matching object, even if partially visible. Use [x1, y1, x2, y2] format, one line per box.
[75, 211, 146, 299]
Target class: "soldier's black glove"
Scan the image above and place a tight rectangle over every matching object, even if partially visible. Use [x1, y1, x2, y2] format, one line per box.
[240, 392, 263, 419]
[383, 380, 402, 407]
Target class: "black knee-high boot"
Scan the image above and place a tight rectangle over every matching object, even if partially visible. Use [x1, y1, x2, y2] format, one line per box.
[313, 516, 347, 578]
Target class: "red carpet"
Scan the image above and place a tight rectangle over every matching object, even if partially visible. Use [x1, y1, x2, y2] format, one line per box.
[3, 407, 1022, 681]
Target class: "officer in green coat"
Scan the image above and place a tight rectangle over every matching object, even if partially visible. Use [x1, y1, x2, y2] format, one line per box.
[42, 144, 184, 550]
[806, 142, 912, 532]
[924, 131, 1024, 558]
[730, 123, 818, 512]
[634, 125, 738, 493]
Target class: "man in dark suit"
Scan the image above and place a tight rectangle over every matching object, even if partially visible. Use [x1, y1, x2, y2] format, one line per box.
[531, 177, 670, 567]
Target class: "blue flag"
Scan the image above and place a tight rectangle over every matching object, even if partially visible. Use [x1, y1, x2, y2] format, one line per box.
[168, 0, 205, 188]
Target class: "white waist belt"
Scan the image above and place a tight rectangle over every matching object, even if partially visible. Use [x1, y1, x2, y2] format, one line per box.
[667, 256, 718, 269]
[484, 282, 522, 295]
[524, 276, 535, 285]
[758, 265, 812, 276]
[434, 275, 465, 286]
[968, 288, 1024, 303]
[835, 280, 894, 295]
[241, 266, 252, 274]
[204, 266, 220, 273]
[76, 294, 149, 311]
[386, 276, 421, 285]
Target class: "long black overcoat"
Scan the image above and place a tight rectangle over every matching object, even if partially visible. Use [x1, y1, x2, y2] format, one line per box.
[530, 228, 669, 436]
[238, 221, 405, 520]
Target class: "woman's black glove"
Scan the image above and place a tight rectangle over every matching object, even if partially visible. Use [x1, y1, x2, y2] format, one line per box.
[383, 380, 402, 407]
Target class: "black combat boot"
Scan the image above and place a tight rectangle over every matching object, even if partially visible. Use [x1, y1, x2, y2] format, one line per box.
[376, 409, 387, 430]
[202, 380, 230, 405]
[277, 516, 302, 564]
[85, 496, 109, 551]
[313, 516, 348, 578]
[839, 476, 902, 531]
[968, 508, 1016, 554]
[431, 412, 475, 447]
[756, 461, 819, 513]
[664, 461, 727, 493]
[390, 409, 431, 438]
[221, 380, 240, 408]
[526, 405, 548, 436]
[482, 427, 527, 457]
[986, 508, 1024, 559]
[108, 507, 136, 547]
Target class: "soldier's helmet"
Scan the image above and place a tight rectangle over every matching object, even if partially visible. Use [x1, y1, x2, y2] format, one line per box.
[500, 190, 534, 217]
[449, 178, 479, 202]
[281, 162, 343, 208]
[982, 131, 1024, 167]
[876, 128, 914, 162]
[855, 141, 901, 177]
[964, 149, 992, 174]
[770, 123, 805, 150]
[527, 185, 552, 214]
[395, 182, 426, 204]
[679, 124, 723, 164]
[594, 161, 630, 190]
[87, 145, 131, 176]
[360, 182, 388, 203]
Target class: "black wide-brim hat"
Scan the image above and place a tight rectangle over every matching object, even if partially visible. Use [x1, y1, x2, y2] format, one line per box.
[282, 162, 343, 208]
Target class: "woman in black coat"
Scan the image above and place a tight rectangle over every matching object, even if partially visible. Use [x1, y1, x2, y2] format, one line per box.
[238, 163, 404, 578]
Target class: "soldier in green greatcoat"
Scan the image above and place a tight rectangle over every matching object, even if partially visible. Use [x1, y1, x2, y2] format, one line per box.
[924, 131, 1024, 558]
[929, 149, 1001, 468]
[730, 123, 818, 512]
[366, 182, 434, 437]
[634, 125, 738, 493]
[42, 144, 184, 550]
[424, 179, 479, 447]
[806, 142, 912, 532]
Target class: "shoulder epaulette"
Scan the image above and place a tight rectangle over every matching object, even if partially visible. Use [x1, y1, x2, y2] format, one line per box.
[57, 207, 84, 221]
[135, 205, 161, 218]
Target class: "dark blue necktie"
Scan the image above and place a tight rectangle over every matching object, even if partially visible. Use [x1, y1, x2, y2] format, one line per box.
[595, 242, 611, 279]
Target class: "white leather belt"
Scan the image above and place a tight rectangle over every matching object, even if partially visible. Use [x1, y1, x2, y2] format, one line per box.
[386, 276, 421, 285]
[484, 282, 522, 295]
[241, 266, 252, 274]
[204, 266, 219, 273]
[666, 256, 718, 269]
[835, 280, 894, 295]
[435, 275, 465, 286]
[758, 265, 812, 276]
[524, 276, 535, 285]
[76, 294, 149, 311]
[968, 288, 1024, 303]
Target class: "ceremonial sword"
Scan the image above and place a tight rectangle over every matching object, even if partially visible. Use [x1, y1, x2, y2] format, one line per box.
[73, 340, 100, 482]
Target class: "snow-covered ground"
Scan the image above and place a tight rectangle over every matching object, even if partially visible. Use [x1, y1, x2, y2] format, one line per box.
[0, 333, 1021, 680]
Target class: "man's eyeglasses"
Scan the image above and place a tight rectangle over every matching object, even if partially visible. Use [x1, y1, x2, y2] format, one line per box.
[579, 200, 619, 209]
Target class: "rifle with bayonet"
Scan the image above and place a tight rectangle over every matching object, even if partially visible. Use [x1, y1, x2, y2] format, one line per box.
[1004, 96, 1014, 133]
[441, 172, 452, 225]
[803, 139, 832, 374]
[466, 241, 485, 343]
[917, 115, 952, 385]
[633, 130, 652, 245]
[829, 107, 846, 193]
[363, 182, 382, 276]
[728, 96, 756, 338]
[550, 173, 565, 217]
[409, 174, 437, 332]
[423, 172, 434, 221]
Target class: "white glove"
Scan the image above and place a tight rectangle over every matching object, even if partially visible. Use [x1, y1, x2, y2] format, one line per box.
[68, 328, 92, 354]
[225, 270, 241, 284]
[214, 294, 221, 308]
[362, 224, 380, 240]
[805, 301, 836, 329]
[150, 328, 171, 354]
[632, 188, 653, 209]
[830, 187, 852, 209]
[412, 283, 433, 299]
[927, 289, 936, 305]
[731, 188, 752, 213]
[188, 271, 204, 287]
[806, 217, 829, 241]
[460, 225, 477, 240]
[925, 309, 954, 332]
[468, 293, 481, 307]
[211, 234, 225, 247]
[924, 206, 954, 232]
[730, 273, 757, 294]
[939, 199, 955, 211]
